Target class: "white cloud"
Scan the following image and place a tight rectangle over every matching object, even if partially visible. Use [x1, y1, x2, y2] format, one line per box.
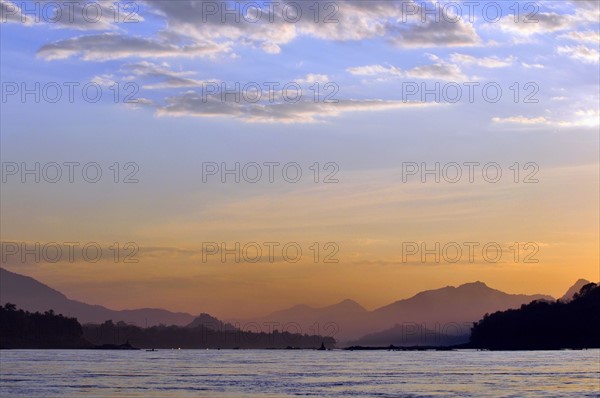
[556, 45, 599, 64]
[492, 116, 549, 125]
[154, 93, 436, 124]
[492, 109, 600, 128]
[558, 30, 600, 43]
[346, 65, 402, 77]
[389, 18, 480, 48]
[522, 62, 545, 69]
[450, 53, 515, 68]
[120, 61, 212, 89]
[91, 74, 117, 87]
[569, 109, 600, 127]
[405, 62, 468, 81]
[37, 33, 232, 61]
[296, 74, 331, 84]
[33, 0, 483, 63]
[494, 1, 598, 39]
[347, 60, 467, 81]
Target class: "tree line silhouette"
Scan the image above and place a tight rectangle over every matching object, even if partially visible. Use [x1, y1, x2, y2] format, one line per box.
[83, 320, 335, 349]
[470, 283, 600, 350]
[0, 304, 335, 349]
[0, 303, 90, 348]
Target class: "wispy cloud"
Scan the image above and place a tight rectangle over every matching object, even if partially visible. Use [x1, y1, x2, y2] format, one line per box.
[37, 33, 232, 61]
[556, 45, 599, 64]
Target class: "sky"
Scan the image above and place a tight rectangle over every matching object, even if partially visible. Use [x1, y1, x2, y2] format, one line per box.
[1, 0, 599, 318]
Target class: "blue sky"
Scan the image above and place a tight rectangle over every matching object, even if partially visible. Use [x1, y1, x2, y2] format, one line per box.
[1, 0, 599, 315]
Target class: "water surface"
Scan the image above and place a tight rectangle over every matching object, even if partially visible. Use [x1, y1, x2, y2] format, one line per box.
[1, 349, 598, 397]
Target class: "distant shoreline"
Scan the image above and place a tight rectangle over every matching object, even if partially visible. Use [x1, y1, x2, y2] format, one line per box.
[2, 346, 598, 351]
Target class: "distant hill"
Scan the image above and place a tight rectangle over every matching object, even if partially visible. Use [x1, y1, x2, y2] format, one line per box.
[238, 281, 554, 344]
[0, 268, 195, 326]
[350, 323, 469, 347]
[470, 282, 600, 350]
[186, 313, 238, 331]
[235, 299, 371, 342]
[371, 281, 553, 326]
[560, 279, 591, 302]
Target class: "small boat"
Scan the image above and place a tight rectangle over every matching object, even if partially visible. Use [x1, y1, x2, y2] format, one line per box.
[146, 348, 157, 352]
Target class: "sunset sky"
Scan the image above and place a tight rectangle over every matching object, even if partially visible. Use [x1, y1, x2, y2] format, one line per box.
[1, 0, 598, 318]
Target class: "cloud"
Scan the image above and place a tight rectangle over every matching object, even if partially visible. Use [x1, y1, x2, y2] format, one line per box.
[346, 64, 402, 77]
[28, 0, 484, 66]
[37, 33, 232, 61]
[492, 116, 549, 125]
[143, 0, 481, 55]
[521, 62, 545, 69]
[141, 0, 298, 53]
[405, 62, 468, 81]
[91, 74, 117, 87]
[494, 1, 598, 39]
[556, 45, 599, 64]
[492, 109, 600, 128]
[154, 93, 435, 123]
[296, 73, 331, 84]
[347, 56, 469, 82]
[449, 53, 515, 68]
[496, 12, 577, 37]
[558, 30, 600, 43]
[569, 0, 600, 15]
[121, 61, 212, 89]
[567, 109, 600, 127]
[389, 18, 480, 48]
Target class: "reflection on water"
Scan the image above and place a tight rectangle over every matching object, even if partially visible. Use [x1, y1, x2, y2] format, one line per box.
[1, 349, 599, 397]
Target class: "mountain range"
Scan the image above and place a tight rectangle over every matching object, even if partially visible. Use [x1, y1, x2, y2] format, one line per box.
[0, 267, 589, 345]
[0, 268, 195, 327]
[234, 281, 557, 343]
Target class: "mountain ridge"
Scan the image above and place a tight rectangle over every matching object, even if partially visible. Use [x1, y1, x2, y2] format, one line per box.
[0, 268, 195, 327]
[2, 267, 589, 344]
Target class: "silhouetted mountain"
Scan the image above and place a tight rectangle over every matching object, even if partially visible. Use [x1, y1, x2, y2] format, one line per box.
[186, 313, 238, 331]
[372, 281, 553, 326]
[351, 323, 469, 347]
[560, 279, 591, 302]
[238, 299, 371, 342]
[0, 268, 194, 326]
[0, 303, 91, 349]
[245, 282, 554, 343]
[470, 283, 600, 350]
